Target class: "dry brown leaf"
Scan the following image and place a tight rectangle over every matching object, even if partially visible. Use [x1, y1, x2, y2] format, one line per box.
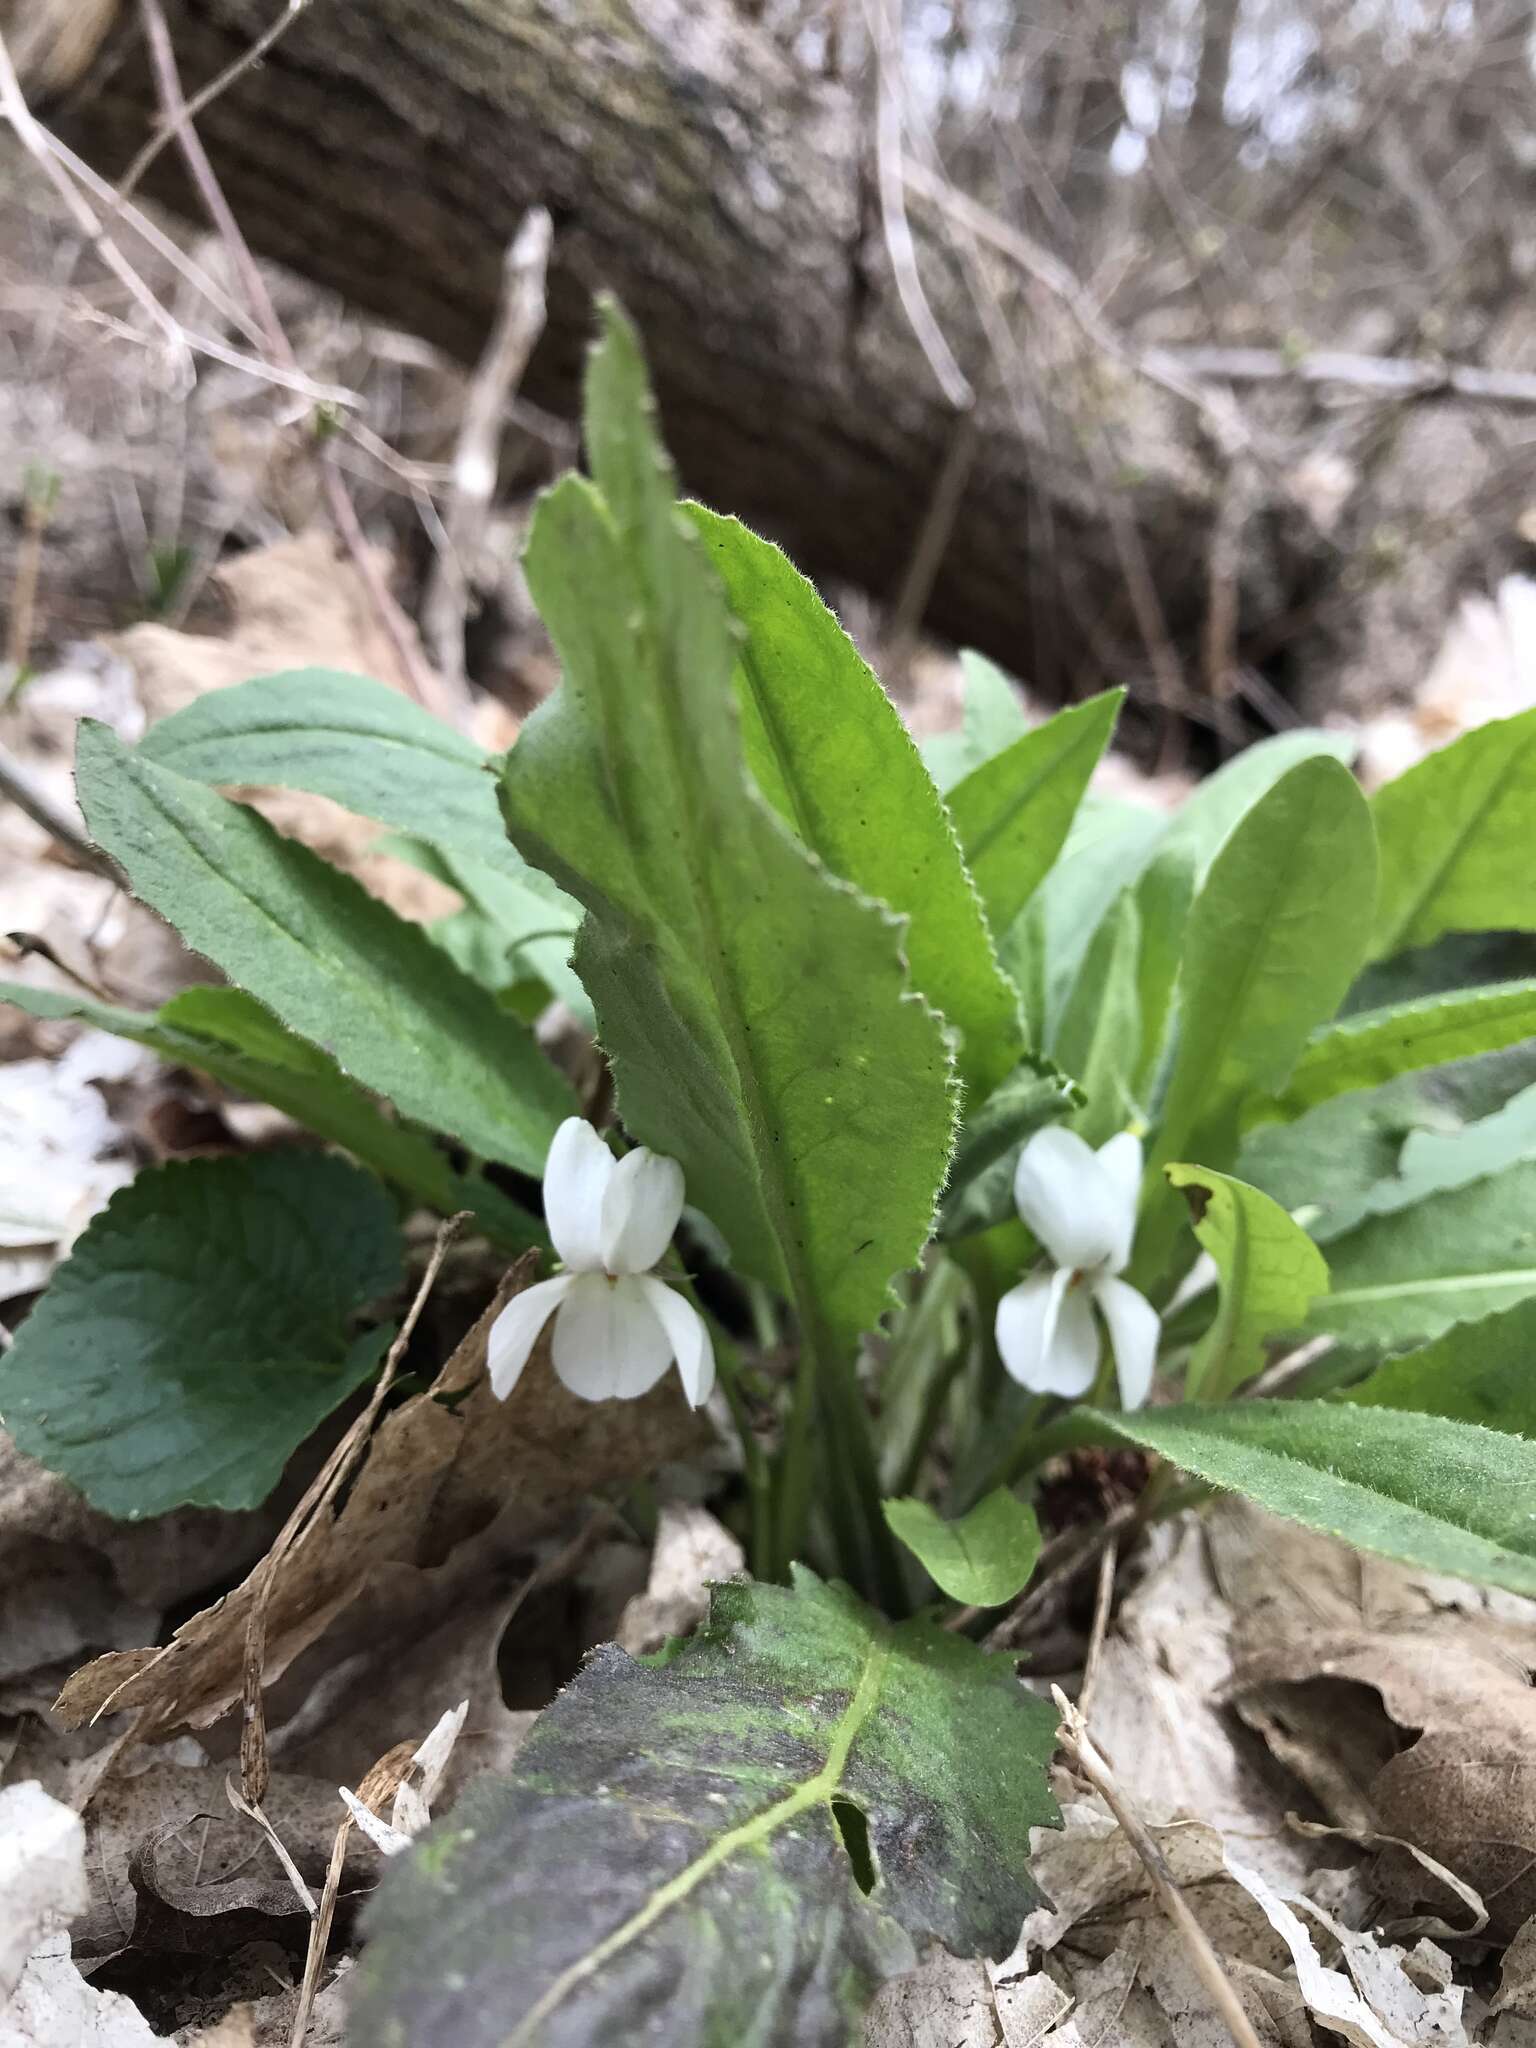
[54, 1272, 708, 1743]
[113, 533, 456, 924]
[1495, 1915, 1536, 2018]
[1085, 1519, 1315, 1885]
[865, 1948, 1002, 2048]
[0, 1433, 282, 1712]
[1213, 1501, 1536, 1939]
[615, 1501, 745, 1655]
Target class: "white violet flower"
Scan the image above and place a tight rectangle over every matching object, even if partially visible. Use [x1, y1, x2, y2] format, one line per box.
[995, 1126, 1159, 1409]
[486, 1117, 715, 1409]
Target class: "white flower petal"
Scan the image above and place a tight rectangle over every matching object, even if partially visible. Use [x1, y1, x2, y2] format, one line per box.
[600, 1146, 685, 1275]
[1013, 1126, 1123, 1272]
[1095, 1276, 1160, 1411]
[544, 1117, 613, 1271]
[996, 1267, 1101, 1397]
[1094, 1131, 1145, 1273]
[638, 1275, 715, 1407]
[485, 1274, 574, 1399]
[551, 1272, 673, 1402]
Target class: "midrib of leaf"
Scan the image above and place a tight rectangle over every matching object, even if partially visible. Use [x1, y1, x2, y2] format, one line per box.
[156, 714, 483, 777]
[735, 640, 823, 848]
[503, 1630, 894, 2048]
[1378, 728, 1536, 956]
[962, 719, 1102, 868]
[1325, 1268, 1536, 1305]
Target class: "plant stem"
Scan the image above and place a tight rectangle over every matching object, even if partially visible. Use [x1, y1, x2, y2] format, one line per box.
[986, 1406, 1124, 1493]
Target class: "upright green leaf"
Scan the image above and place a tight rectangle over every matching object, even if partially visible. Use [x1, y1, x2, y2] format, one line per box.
[883, 1489, 1041, 1606]
[1156, 729, 1357, 885]
[1000, 799, 1166, 1046]
[1370, 710, 1536, 961]
[1055, 891, 1142, 1146]
[1132, 841, 1197, 1102]
[1157, 757, 1377, 1165]
[0, 980, 541, 1248]
[503, 306, 955, 1370]
[1343, 1297, 1536, 1435]
[948, 692, 1123, 938]
[354, 1571, 1059, 2048]
[690, 508, 1022, 1095]
[75, 723, 573, 1175]
[0, 1153, 402, 1517]
[922, 652, 1032, 791]
[1165, 1165, 1328, 1398]
[1092, 1400, 1536, 1597]
[1309, 1159, 1536, 1349]
[1255, 981, 1536, 1123]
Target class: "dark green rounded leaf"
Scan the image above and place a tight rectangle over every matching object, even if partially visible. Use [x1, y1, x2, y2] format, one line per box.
[0, 1152, 403, 1518]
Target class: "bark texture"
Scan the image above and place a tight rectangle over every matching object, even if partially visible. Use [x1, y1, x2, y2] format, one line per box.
[38, 0, 1248, 695]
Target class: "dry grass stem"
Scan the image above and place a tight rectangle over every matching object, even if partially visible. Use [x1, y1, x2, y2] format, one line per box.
[1054, 1688, 1270, 2048]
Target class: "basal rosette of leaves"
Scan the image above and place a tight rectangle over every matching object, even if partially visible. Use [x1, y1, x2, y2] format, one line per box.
[7, 297, 1536, 2048]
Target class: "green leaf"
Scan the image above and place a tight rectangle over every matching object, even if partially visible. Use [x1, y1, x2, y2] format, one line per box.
[1157, 729, 1358, 884]
[1055, 890, 1142, 1147]
[137, 665, 516, 873]
[1165, 1165, 1329, 1398]
[1370, 711, 1536, 961]
[689, 508, 1022, 1095]
[922, 652, 1031, 792]
[1157, 757, 1378, 1165]
[1342, 1297, 1536, 1434]
[937, 1057, 1083, 1239]
[354, 1570, 1060, 2048]
[0, 1152, 402, 1517]
[1132, 841, 1197, 1102]
[1092, 1400, 1536, 1597]
[0, 981, 540, 1248]
[999, 799, 1165, 1046]
[948, 692, 1123, 939]
[883, 1489, 1041, 1606]
[75, 722, 574, 1176]
[503, 305, 955, 1364]
[1254, 981, 1536, 1122]
[1308, 1159, 1536, 1349]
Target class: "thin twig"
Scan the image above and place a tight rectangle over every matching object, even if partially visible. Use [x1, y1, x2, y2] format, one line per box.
[883, 411, 979, 685]
[289, 1808, 353, 2047]
[117, 0, 313, 204]
[239, 1216, 467, 1805]
[132, 0, 467, 723]
[869, 0, 975, 411]
[0, 26, 188, 375]
[983, 1502, 1141, 1650]
[0, 744, 114, 875]
[420, 209, 552, 693]
[1054, 1688, 1270, 2048]
[1148, 343, 1536, 409]
[1075, 1535, 1119, 1723]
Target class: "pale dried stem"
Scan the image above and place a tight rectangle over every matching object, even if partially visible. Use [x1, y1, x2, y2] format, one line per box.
[132, 0, 469, 723]
[1054, 1688, 1270, 2048]
[420, 208, 553, 692]
[1075, 1534, 1119, 1723]
[116, 0, 313, 204]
